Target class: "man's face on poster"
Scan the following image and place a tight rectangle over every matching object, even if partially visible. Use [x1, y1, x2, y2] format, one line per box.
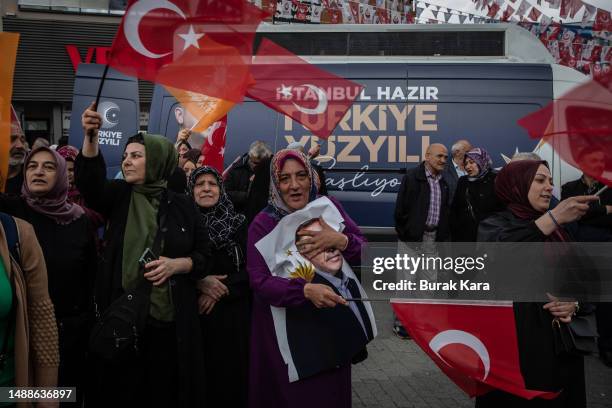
[174, 105, 205, 150]
[298, 220, 343, 275]
[579, 150, 605, 179]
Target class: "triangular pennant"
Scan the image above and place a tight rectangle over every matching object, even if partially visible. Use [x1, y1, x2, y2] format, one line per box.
[459, 14, 467, 23]
[416, 6, 424, 19]
[581, 4, 596, 25]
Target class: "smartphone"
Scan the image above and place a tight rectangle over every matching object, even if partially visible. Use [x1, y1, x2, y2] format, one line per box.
[138, 248, 157, 268]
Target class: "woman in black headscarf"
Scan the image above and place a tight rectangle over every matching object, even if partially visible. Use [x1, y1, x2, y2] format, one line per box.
[476, 160, 598, 408]
[188, 165, 250, 408]
[78, 104, 209, 408]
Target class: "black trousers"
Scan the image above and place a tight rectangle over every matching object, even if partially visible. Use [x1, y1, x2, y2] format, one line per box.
[87, 323, 178, 408]
[57, 316, 88, 407]
[596, 302, 612, 352]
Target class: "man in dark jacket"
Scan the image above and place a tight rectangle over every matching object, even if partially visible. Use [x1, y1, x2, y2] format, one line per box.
[224, 140, 272, 213]
[392, 143, 450, 339]
[395, 143, 451, 243]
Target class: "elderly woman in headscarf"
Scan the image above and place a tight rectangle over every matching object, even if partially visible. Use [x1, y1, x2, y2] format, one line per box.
[78, 104, 209, 408]
[0, 145, 96, 405]
[476, 160, 598, 408]
[247, 149, 366, 408]
[450, 147, 502, 241]
[187, 166, 250, 407]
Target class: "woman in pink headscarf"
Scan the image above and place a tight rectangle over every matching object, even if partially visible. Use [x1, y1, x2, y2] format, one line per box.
[0, 146, 98, 405]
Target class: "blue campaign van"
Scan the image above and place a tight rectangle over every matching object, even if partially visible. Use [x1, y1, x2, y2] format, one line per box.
[146, 23, 588, 235]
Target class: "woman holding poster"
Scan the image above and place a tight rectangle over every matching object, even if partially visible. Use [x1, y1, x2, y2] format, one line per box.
[246, 149, 371, 408]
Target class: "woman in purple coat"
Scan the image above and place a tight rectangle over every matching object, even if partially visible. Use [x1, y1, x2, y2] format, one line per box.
[247, 149, 366, 408]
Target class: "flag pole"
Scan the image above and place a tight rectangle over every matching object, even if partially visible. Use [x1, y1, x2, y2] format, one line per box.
[90, 63, 110, 142]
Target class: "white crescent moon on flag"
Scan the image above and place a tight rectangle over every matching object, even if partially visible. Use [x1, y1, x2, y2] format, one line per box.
[292, 84, 328, 115]
[428, 330, 491, 381]
[124, 0, 186, 59]
[205, 121, 223, 146]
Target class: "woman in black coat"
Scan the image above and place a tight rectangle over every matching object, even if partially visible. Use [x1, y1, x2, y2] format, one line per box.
[78, 105, 210, 408]
[188, 166, 251, 407]
[476, 160, 598, 408]
[0, 146, 96, 405]
[450, 147, 501, 242]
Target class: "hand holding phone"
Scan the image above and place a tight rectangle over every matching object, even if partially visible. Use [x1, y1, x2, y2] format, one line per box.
[138, 248, 157, 269]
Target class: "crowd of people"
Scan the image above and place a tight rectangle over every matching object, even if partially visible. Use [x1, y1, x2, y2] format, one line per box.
[0, 103, 609, 408]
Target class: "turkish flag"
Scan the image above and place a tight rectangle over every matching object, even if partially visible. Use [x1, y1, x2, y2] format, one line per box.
[517, 70, 612, 186]
[391, 300, 559, 400]
[487, 3, 500, 18]
[246, 39, 363, 139]
[108, 0, 265, 102]
[502, 5, 514, 21]
[528, 6, 541, 21]
[9, 104, 22, 138]
[200, 116, 227, 173]
[593, 8, 612, 32]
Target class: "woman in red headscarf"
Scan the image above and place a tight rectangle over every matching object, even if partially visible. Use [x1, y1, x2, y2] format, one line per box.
[477, 160, 598, 408]
[57, 145, 105, 229]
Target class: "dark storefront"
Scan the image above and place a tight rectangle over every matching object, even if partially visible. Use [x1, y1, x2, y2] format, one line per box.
[2, 17, 152, 145]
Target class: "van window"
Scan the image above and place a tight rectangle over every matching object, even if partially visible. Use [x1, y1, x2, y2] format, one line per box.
[254, 31, 505, 57]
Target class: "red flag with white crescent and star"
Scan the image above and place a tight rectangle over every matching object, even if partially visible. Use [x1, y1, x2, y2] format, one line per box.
[391, 300, 560, 400]
[517, 70, 612, 186]
[246, 38, 364, 139]
[200, 116, 227, 173]
[108, 0, 266, 102]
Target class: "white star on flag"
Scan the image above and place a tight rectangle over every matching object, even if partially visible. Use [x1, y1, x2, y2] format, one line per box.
[178, 25, 205, 51]
[279, 84, 293, 98]
[220, 147, 225, 156]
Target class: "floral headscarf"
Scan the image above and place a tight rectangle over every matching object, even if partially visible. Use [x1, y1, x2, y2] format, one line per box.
[267, 149, 319, 220]
[464, 147, 492, 180]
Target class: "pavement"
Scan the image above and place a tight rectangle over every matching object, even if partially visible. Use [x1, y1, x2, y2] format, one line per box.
[351, 302, 612, 408]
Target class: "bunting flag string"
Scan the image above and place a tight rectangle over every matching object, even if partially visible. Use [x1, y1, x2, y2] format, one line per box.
[253, 0, 610, 79]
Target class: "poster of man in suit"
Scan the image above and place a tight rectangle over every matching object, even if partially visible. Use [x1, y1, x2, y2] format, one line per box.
[255, 197, 377, 382]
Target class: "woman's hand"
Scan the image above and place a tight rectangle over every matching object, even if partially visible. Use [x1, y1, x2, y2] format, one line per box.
[543, 293, 577, 323]
[198, 293, 217, 315]
[177, 128, 191, 143]
[297, 217, 348, 258]
[197, 275, 229, 301]
[144, 256, 192, 286]
[549, 195, 599, 224]
[304, 283, 348, 308]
